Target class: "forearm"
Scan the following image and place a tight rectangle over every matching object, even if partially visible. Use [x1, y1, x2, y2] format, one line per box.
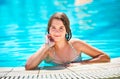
[81, 54, 110, 64]
[25, 44, 50, 70]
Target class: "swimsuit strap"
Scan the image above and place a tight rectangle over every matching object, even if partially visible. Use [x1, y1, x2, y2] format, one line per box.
[69, 43, 82, 61]
[69, 43, 78, 55]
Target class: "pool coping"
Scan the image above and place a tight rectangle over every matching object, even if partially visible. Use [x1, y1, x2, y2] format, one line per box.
[0, 57, 120, 79]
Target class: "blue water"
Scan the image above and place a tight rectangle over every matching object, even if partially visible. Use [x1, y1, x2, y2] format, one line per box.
[0, 0, 120, 67]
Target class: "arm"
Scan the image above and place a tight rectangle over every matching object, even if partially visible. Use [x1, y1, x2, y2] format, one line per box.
[74, 39, 110, 64]
[25, 44, 50, 70]
[25, 34, 55, 70]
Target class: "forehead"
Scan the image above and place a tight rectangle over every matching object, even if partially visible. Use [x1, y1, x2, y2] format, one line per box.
[51, 19, 64, 27]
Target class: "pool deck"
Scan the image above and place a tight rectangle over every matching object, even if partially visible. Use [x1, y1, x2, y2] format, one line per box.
[0, 57, 120, 79]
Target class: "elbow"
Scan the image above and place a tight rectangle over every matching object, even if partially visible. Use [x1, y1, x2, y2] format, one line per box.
[105, 56, 110, 62]
[25, 55, 37, 70]
[25, 63, 31, 70]
[101, 54, 110, 62]
[25, 63, 36, 70]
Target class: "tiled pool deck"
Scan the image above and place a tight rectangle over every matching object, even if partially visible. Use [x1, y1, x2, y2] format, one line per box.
[0, 57, 120, 79]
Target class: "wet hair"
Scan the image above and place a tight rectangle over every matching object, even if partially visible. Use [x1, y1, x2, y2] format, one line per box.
[47, 12, 72, 41]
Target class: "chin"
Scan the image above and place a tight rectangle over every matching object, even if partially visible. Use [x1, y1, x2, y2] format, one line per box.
[53, 37, 61, 41]
[53, 36, 66, 41]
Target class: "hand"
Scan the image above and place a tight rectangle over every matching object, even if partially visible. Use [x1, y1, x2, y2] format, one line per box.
[67, 63, 81, 67]
[45, 34, 55, 48]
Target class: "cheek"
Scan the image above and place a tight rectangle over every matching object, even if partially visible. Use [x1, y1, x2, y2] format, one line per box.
[49, 28, 53, 33]
[61, 32, 66, 37]
[49, 30, 54, 35]
[49, 30, 54, 38]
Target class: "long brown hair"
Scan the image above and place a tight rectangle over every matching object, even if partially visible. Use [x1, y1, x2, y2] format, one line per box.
[47, 12, 72, 41]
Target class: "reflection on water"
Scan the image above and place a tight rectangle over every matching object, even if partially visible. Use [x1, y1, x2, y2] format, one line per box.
[74, 0, 93, 6]
[0, 0, 120, 66]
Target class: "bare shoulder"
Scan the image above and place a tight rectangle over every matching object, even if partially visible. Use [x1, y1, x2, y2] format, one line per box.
[69, 38, 87, 51]
[69, 38, 86, 46]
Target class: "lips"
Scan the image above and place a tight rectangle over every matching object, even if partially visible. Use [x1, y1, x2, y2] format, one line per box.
[54, 35, 61, 37]
[52, 35, 63, 41]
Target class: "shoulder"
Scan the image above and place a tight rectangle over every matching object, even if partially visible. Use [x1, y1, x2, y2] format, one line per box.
[69, 38, 87, 51]
[69, 38, 86, 46]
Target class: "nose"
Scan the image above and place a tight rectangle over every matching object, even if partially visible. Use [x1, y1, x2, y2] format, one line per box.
[54, 29, 61, 33]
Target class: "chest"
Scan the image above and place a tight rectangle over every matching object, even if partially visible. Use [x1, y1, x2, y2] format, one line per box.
[48, 47, 79, 64]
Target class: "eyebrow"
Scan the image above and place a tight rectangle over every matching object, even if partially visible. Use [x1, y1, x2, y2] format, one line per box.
[50, 25, 55, 27]
[51, 25, 64, 28]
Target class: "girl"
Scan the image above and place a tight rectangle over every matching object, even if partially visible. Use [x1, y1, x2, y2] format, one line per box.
[25, 12, 110, 70]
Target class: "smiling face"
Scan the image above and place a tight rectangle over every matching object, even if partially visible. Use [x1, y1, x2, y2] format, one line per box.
[49, 19, 66, 42]
[47, 12, 72, 41]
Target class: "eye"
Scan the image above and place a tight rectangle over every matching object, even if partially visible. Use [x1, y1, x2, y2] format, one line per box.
[52, 27, 55, 29]
[60, 26, 64, 30]
[60, 27, 63, 29]
[51, 26, 56, 29]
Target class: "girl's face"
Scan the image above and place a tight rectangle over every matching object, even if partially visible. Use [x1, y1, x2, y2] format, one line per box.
[49, 19, 66, 42]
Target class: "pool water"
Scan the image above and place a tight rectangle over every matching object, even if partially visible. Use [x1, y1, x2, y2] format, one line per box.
[0, 0, 120, 67]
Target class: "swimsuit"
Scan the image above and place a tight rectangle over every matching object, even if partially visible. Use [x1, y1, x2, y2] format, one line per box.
[40, 43, 82, 67]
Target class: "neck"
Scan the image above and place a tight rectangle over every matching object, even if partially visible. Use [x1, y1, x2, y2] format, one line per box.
[54, 39, 69, 50]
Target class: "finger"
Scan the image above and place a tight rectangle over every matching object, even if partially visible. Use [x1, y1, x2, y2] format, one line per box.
[48, 34, 54, 42]
[45, 35, 50, 44]
[47, 34, 51, 39]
